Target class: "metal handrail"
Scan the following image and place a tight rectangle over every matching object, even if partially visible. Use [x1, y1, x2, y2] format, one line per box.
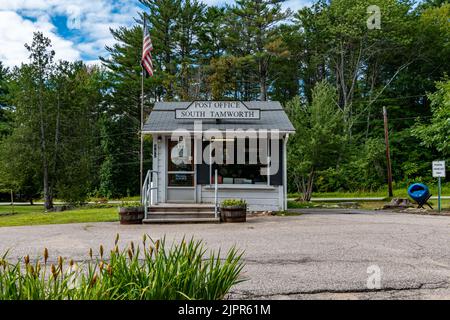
[214, 169, 218, 219]
[142, 170, 159, 219]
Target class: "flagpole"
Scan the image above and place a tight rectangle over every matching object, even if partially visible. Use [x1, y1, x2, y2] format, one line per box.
[140, 18, 145, 203]
[140, 66, 144, 203]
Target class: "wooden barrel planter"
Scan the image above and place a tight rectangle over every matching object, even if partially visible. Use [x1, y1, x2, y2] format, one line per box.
[118, 206, 144, 225]
[220, 200, 247, 223]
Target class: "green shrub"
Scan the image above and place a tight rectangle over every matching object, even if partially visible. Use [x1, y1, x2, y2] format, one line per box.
[119, 201, 142, 208]
[221, 199, 247, 207]
[0, 235, 245, 300]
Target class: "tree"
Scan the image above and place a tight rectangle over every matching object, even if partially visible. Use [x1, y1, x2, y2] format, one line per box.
[412, 79, 450, 156]
[0, 124, 41, 203]
[175, 0, 206, 99]
[100, 21, 154, 198]
[286, 81, 346, 201]
[48, 62, 105, 203]
[293, 0, 417, 137]
[24, 32, 55, 209]
[228, 0, 291, 101]
[140, 0, 181, 100]
[1, 33, 105, 206]
[0, 61, 11, 138]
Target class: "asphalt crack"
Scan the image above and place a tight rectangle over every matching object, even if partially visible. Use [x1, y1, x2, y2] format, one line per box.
[231, 281, 450, 299]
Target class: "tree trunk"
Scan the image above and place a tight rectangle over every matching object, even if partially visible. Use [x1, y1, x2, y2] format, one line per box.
[301, 170, 315, 202]
[50, 91, 61, 199]
[259, 59, 268, 101]
[37, 77, 53, 211]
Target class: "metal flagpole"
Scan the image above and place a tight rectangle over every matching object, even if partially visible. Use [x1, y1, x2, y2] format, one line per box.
[140, 17, 145, 203]
[140, 67, 144, 202]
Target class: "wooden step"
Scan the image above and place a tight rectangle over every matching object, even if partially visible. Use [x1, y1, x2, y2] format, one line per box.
[146, 212, 216, 219]
[143, 217, 220, 224]
[149, 208, 215, 213]
[149, 205, 215, 214]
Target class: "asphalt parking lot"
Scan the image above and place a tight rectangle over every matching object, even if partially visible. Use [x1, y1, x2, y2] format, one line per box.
[0, 209, 449, 299]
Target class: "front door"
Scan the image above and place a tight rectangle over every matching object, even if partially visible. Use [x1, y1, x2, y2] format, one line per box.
[166, 137, 196, 202]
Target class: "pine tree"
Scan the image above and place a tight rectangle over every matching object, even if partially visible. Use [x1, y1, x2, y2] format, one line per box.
[140, 0, 181, 99]
[175, 0, 206, 99]
[229, 0, 291, 101]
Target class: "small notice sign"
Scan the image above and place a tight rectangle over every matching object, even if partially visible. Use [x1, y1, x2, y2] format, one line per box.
[432, 161, 446, 178]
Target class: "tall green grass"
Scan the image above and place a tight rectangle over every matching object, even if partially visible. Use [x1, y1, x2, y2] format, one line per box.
[0, 235, 245, 300]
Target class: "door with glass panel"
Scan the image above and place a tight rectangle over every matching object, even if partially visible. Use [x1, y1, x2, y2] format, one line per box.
[166, 138, 195, 202]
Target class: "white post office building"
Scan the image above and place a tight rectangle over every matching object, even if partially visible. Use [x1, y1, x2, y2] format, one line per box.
[142, 101, 295, 221]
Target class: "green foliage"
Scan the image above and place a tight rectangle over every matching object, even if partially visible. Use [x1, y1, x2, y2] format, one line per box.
[315, 138, 386, 192]
[0, 62, 11, 139]
[221, 199, 247, 207]
[412, 79, 450, 156]
[0, 237, 244, 300]
[119, 201, 142, 208]
[1, 0, 450, 200]
[286, 81, 346, 200]
[0, 33, 108, 206]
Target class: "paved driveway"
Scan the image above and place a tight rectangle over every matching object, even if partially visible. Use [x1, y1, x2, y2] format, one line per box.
[0, 210, 449, 299]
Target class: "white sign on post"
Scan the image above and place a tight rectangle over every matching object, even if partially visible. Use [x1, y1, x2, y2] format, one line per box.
[432, 161, 446, 178]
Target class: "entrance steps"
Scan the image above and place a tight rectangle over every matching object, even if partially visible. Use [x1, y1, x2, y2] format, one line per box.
[142, 204, 220, 224]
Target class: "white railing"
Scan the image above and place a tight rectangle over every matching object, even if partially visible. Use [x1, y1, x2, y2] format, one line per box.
[214, 169, 218, 219]
[142, 170, 159, 219]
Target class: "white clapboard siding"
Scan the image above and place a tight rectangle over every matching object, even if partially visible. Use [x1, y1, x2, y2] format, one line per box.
[201, 186, 283, 211]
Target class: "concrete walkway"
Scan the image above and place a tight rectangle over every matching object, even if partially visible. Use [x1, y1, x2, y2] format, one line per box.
[0, 209, 449, 299]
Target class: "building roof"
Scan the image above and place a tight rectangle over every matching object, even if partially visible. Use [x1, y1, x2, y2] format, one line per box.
[143, 101, 295, 133]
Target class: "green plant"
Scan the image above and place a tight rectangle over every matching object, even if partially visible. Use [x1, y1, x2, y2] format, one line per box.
[119, 201, 142, 208]
[0, 235, 245, 300]
[221, 199, 247, 207]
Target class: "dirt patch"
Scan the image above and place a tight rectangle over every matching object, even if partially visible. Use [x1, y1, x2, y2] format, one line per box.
[400, 207, 450, 216]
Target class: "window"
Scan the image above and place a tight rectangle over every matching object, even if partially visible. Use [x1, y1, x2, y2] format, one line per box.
[207, 139, 270, 185]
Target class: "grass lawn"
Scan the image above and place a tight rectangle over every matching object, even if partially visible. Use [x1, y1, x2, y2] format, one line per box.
[0, 205, 119, 227]
[288, 183, 450, 200]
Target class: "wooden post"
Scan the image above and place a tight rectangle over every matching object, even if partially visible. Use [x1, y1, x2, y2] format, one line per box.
[10, 189, 14, 214]
[383, 107, 393, 197]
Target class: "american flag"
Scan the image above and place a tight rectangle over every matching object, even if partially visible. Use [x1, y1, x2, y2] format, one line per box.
[141, 17, 153, 77]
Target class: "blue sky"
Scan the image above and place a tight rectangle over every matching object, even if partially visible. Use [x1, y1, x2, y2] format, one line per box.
[0, 0, 310, 68]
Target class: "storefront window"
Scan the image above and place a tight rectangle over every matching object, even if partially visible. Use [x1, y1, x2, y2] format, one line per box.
[208, 139, 269, 185]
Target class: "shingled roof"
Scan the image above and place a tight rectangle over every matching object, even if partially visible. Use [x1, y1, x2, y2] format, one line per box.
[143, 101, 295, 133]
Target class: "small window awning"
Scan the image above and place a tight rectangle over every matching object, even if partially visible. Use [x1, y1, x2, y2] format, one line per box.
[143, 101, 296, 134]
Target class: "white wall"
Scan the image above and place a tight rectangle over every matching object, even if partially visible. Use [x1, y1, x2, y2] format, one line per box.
[153, 135, 166, 203]
[153, 134, 285, 212]
[200, 186, 283, 212]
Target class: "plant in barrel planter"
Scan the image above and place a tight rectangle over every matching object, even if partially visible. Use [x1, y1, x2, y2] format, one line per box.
[118, 202, 145, 225]
[220, 199, 247, 223]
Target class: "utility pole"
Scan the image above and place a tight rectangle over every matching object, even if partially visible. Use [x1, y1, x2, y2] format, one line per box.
[383, 107, 393, 197]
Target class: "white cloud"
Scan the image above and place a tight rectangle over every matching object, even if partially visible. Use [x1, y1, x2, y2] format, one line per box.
[0, 0, 140, 67]
[283, 0, 311, 12]
[0, 11, 80, 67]
[0, 0, 310, 68]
